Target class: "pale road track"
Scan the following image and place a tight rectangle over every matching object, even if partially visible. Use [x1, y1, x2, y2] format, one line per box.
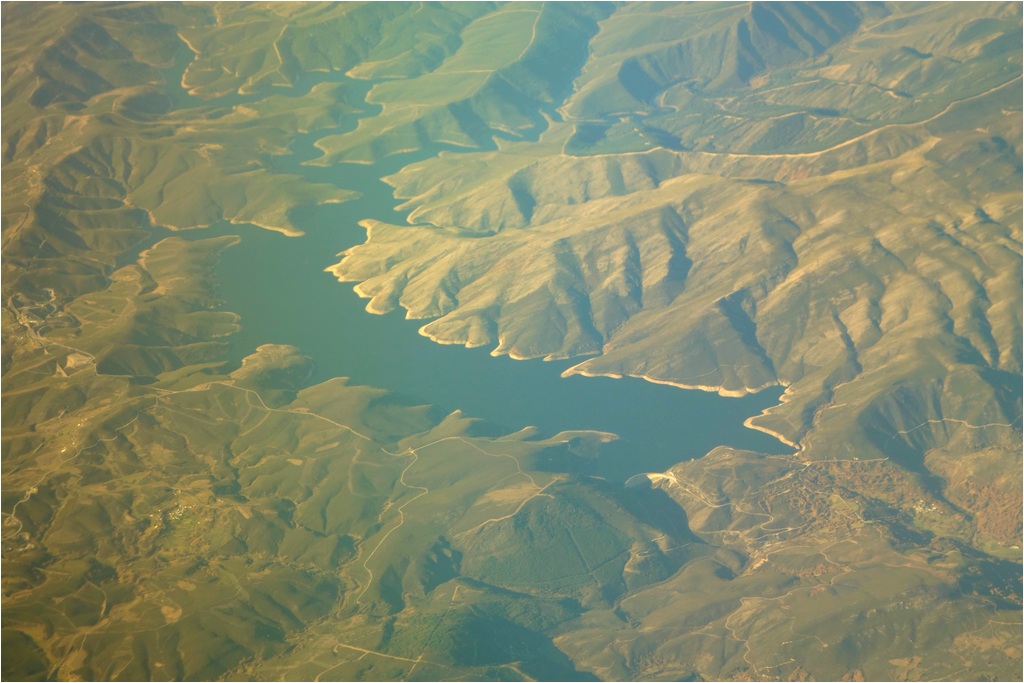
[559, 75, 1021, 160]
[150, 380, 573, 608]
[0, 317, 583, 612]
[6, 351, 1018, 679]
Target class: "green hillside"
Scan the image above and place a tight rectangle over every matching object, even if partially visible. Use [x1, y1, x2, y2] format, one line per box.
[3, 2, 1021, 681]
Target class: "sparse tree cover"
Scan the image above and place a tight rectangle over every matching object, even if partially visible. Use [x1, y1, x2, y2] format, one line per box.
[2, 2, 1021, 681]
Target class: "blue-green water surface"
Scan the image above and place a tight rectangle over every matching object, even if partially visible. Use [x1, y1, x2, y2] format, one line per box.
[209, 156, 791, 482]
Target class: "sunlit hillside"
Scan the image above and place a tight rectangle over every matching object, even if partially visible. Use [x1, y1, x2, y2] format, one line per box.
[3, 3, 1021, 681]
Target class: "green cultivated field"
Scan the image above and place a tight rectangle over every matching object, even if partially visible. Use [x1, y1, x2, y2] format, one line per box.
[2, 2, 1021, 681]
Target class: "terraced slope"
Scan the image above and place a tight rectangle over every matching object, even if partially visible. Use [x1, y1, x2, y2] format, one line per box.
[3, 3, 1021, 681]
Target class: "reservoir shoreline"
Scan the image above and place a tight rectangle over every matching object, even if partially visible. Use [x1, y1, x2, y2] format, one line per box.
[198, 131, 794, 481]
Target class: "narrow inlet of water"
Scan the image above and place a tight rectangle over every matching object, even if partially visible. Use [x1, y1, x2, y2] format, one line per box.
[207, 157, 791, 482]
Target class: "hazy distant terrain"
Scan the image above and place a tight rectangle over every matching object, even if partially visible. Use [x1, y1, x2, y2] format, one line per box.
[2, 2, 1021, 681]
